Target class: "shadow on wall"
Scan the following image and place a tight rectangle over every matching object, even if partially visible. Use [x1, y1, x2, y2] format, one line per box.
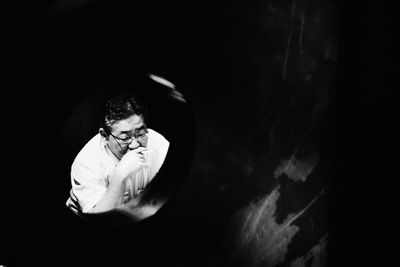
[180, 0, 337, 266]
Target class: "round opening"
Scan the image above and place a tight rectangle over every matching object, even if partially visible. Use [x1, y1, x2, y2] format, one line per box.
[59, 73, 195, 226]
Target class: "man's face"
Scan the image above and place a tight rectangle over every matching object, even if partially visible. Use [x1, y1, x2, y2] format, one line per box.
[106, 114, 148, 159]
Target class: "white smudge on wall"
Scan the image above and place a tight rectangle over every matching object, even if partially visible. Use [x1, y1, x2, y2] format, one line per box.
[274, 153, 319, 182]
[228, 186, 325, 267]
[230, 187, 298, 267]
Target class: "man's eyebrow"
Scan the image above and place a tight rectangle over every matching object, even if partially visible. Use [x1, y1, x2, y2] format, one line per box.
[119, 126, 146, 134]
[136, 126, 146, 131]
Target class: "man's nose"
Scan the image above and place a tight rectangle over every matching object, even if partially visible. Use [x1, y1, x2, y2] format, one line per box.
[128, 139, 140, 150]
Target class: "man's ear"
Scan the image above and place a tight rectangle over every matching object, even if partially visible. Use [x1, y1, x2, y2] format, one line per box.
[99, 128, 108, 139]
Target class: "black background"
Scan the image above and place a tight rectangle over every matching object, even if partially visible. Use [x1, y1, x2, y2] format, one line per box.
[1, 0, 397, 266]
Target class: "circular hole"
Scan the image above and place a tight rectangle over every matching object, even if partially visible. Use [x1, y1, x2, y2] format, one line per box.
[60, 73, 195, 226]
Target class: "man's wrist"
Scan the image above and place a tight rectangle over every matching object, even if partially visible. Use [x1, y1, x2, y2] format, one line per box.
[110, 170, 128, 186]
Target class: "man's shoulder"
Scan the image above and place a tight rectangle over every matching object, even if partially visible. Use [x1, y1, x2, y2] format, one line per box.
[148, 129, 170, 150]
[73, 134, 106, 166]
[71, 133, 113, 183]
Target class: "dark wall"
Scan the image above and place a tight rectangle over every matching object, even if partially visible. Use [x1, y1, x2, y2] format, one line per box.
[1, 1, 396, 267]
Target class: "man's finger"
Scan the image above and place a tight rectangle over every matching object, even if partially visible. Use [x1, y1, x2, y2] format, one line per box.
[129, 147, 147, 153]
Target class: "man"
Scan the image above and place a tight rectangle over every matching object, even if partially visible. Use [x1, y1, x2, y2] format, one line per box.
[66, 92, 169, 220]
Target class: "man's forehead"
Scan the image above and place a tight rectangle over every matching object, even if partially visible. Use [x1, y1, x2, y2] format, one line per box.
[111, 115, 145, 133]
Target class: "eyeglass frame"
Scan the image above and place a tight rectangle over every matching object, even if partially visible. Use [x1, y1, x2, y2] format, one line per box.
[109, 126, 148, 147]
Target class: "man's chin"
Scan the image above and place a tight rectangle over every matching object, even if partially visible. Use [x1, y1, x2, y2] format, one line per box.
[118, 149, 129, 158]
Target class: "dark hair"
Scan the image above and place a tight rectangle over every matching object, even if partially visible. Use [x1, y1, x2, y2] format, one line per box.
[102, 92, 147, 135]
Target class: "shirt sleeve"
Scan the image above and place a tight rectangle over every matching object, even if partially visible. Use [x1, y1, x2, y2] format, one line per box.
[70, 158, 108, 213]
[147, 129, 170, 177]
[155, 135, 170, 175]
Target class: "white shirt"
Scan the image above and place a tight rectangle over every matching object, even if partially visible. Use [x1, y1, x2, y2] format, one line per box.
[66, 129, 169, 213]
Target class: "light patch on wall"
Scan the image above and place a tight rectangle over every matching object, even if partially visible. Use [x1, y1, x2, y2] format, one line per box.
[289, 233, 328, 267]
[148, 73, 186, 103]
[274, 152, 319, 182]
[228, 186, 324, 267]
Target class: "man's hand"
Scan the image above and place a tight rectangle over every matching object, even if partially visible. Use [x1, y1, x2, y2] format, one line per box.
[114, 147, 147, 181]
[87, 147, 147, 214]
[122, 198, 165, 221]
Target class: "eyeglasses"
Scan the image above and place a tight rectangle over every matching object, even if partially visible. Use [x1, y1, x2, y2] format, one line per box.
[110, 127, 148, 146]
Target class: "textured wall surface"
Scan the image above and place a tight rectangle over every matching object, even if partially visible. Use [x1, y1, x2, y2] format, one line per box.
[1, 1, 396, 267]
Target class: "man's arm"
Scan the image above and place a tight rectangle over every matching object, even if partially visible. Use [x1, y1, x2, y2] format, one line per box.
[88, 170, 163, 223]
[87, 147, 146, 213]
[119, 194, 165, 221]
[87, 171, 127, 213]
